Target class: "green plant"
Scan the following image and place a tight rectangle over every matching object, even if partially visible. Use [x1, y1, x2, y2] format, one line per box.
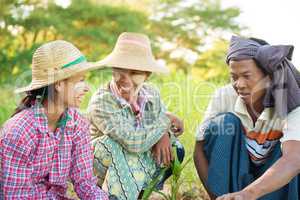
[142, 147, 192, 200]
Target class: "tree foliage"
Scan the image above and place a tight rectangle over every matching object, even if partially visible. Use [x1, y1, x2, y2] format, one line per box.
[193, 39, 230, 82]
[0, 0, 147, 84]
[0, 0, 242, 84]
[147, 0, 241, 73]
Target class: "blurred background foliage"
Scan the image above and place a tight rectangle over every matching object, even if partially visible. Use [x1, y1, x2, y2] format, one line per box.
[0, 0, 241, 85]
[0, 0, 244, 198]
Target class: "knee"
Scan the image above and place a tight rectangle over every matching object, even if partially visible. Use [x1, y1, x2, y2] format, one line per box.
[203, 112, 241, 137]
[93, 141, 112, 167]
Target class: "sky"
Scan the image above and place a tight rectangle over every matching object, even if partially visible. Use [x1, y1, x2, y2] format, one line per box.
[222, 0, 300, 68]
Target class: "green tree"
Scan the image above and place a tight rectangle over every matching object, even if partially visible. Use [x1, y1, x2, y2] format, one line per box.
[0, 0, 243, 84]
[147, 0, 241, 74]
[0, 0, 147, 84]
[194, 38, 230, 83]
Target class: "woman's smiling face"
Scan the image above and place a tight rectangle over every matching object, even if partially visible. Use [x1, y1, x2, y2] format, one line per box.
[56, 72, 90, 108]
[112, 68, 150, 97]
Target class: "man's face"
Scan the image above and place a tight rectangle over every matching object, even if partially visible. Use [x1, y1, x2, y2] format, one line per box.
[229, 59, 269, 107]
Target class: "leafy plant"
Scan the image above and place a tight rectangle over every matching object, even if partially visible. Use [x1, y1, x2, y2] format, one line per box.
[142, 147, 192, 200]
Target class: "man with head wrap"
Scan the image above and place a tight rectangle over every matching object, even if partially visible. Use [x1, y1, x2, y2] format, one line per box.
[194, 36, 300, 200]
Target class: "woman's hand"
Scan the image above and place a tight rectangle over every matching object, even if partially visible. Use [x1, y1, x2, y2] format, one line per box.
[152, 133, 173, 166]
[166, 112, 184, 136]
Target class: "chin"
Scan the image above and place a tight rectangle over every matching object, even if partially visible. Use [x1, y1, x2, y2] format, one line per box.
[241, 97, 251, 105]
[68, 101, 81, 108]
[74, 102, 81, 108]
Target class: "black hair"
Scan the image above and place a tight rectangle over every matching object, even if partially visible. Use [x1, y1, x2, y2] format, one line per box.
[12, 85, 55, 117]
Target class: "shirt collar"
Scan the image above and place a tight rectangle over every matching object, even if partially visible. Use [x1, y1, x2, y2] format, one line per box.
[234, 96, 274, 121]
[258, 107, 274, 121]
[109, 80, 154, 108]
[234, 96, 249, 116]
[33, 102, 73, 135]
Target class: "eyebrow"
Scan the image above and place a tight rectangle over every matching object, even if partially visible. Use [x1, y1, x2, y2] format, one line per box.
[230, 71, 251, 76]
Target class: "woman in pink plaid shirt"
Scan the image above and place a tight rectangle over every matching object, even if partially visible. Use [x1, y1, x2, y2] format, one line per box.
[0, 41, 108, 199]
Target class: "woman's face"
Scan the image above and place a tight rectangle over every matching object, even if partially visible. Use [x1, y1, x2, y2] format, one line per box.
[229, 59, 270, 107]
[112, 68, 150, 95]
[56, 72, 90, 108]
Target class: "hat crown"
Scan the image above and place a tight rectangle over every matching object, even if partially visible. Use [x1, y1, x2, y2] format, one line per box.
[114, 32, 153, 57]
[116, 32, 151, 49]
[96, 32, 169, 74]
[31, 40, 84, 78]
[15, 40, 104, 93]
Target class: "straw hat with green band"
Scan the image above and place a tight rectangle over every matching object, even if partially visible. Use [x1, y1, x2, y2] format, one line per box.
[15, 40, 104, 93]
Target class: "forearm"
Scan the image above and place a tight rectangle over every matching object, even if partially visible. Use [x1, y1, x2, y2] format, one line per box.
[107, 112, 171, 153]
[2, 138, 40, 198]
[243, 155, 300, 198]
[194, 141, 216, 199]
[2, 171, 46, 198]
[194, 141, 209, 182]
[112, 124, 169, 153]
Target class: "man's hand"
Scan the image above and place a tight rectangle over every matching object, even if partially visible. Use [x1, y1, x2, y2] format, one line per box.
[216, 190, 257, 200]
[152, 133, 173, 166]
[166, 112, 184, 136]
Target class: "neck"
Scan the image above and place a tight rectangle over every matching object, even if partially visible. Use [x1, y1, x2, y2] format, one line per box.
[246, 98, 264, 123]
[43, 99, 66, 130]
[252, 97, 265, 114]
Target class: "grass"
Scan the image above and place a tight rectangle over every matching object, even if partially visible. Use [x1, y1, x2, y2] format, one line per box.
[0, 70, 225, 199]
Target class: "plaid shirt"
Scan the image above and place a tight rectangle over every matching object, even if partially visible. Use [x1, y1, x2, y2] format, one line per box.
[0, 103, 108, 200]
[87, 83, 171, 153]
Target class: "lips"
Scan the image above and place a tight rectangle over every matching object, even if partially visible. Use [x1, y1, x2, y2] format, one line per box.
[238, 92, 250, 98]
[120, 86, 132, 92]
[76, 94, 85, 102]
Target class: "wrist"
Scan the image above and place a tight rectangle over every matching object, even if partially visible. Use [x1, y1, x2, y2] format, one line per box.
[242, 186, 261, 199]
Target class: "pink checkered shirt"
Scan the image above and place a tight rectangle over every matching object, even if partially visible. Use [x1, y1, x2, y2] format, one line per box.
[0, 103, 108, 200]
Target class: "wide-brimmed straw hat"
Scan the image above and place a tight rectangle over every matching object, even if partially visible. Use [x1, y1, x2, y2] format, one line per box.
[96, 32, 169, 74]
[15, 40, 104, 93]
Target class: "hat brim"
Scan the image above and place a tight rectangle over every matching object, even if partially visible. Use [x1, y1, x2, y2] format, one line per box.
[96, 52, 170, 74]
[15, 61, 104, 93]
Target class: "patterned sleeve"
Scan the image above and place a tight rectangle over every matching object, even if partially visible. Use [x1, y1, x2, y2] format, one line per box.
[1, 130, 42, 199]
[87, 88, 171, 153]
[69, 115, 109, 200]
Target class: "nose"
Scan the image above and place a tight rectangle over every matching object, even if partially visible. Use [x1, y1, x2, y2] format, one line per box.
[119, 73, 133, 85]
[234, 78, 247, 90]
